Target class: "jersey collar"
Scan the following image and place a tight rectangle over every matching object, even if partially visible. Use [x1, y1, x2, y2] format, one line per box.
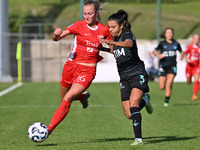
[86, 23, 98, 31]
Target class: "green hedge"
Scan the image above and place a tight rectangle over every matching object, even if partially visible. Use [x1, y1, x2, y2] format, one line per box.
[101, 0, 191, 3]
[61, 0, 191, 3]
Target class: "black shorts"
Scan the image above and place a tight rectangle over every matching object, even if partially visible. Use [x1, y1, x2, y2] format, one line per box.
[158, 66, 177, 76]
[120, 74, 149, 101]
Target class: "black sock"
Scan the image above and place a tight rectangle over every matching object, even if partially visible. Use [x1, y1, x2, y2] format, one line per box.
[139, 99, 146, 111]
[165, 96, 170, 103]
[130, 107, 142, 138]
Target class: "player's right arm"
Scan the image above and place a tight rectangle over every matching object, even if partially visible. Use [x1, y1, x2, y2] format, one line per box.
[153, 42, 164, 60]
[100, 44, 113, 53]
[182, 45, 192, 63]
[182, 53, 191, 63]
[53, 28, 70, 41]
[153, 49, 164, 60]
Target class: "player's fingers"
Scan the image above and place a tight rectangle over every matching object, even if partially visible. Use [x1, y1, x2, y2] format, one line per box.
[54, 28, 63, 35]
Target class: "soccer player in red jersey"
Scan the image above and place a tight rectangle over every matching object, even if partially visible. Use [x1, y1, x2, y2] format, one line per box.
[46, 0, 111, 137]
[183, 34, 200, 100]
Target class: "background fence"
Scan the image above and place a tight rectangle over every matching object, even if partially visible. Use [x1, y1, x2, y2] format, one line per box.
[8, 22, 73, 82]
[5, 22, 191, 83]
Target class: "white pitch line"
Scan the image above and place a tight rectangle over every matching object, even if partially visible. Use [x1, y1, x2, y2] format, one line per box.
[0, 82, 22, 96]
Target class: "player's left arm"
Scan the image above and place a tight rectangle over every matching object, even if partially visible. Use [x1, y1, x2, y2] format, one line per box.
[110, 39, 133, 48]
[180, 51, 185, 61]
[177, 42, 184, 60]
[100, 39, 133, 48]
[99, 27, 114, 53]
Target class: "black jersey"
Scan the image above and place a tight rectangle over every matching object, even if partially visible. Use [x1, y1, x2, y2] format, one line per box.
[155, 40, 182, 68]
[113, 30, 147, 80]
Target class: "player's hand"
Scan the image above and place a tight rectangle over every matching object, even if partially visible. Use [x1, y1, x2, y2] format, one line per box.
[100, 39, 115, 45]
[180, 55, 183, 60]
[158, 54, 165, 60]
[187, 59, 192, 64]
[99, 39, 109, 44]
[54, 28, 63, 36]
[109, 45, 113, 53]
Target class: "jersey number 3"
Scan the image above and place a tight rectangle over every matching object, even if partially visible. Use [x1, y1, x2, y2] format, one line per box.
[140, 75, 145, 85]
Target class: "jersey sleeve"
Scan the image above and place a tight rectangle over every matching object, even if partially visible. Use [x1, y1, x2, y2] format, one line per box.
[105, 26, 112, 40]
[123, 32, 134, 41]
[184, 45, 191, 54]
[65, 21, 80, 35]
[155, 42, 162, 51]
[177, 42, 182, 52]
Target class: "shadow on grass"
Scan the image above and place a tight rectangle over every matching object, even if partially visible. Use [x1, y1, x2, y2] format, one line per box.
[172, 102, 200, 107]
[36, 143, 58, 147]
[66, 135, 197, 145]
[143, 136, 197, 144]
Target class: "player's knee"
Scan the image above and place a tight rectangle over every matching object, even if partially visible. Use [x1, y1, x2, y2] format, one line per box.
[159, 86, 165, 90]
[126, 115, 132, 120]
[60, 96, 64, 102]
[124, 113, 132, 119]
[187, 80, 191, 85]
[130, 103, 139, 108]
[187, 81, 191, 85]
[63, 94, 74, 102]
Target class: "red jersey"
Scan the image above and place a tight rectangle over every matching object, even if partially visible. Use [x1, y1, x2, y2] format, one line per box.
[184, 44, 200, 66]
[66, 20, 111, 63]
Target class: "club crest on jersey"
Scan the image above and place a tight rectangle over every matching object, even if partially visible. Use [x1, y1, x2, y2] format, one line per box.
[77, 76, 86, 82]
[173, 45, 177, 49]
[97, 34, 104, 39]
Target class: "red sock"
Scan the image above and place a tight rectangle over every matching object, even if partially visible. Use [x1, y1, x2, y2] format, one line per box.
[48, 101, 71, 134]
[193, 81, 199, 96]
[74, 93, 85, 102]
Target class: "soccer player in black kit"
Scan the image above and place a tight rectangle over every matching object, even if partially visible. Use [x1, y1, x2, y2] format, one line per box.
[100, 10, 153, 145]
[153, 27, 184, 107]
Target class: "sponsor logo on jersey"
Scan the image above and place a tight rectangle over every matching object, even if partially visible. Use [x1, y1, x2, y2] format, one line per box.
[159, 67, 164, 72]
[87, 47, 95, 52]
[113, 48, 125, 58]
[186, 73, 190, 78]
[133, 122, 139, 127]
[85, 40, 99, 48]
[163, 51, 176, 57]
[120, 83, 125, 89]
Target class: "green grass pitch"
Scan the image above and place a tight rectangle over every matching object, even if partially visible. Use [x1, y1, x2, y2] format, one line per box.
[0, 82, 200, 150]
